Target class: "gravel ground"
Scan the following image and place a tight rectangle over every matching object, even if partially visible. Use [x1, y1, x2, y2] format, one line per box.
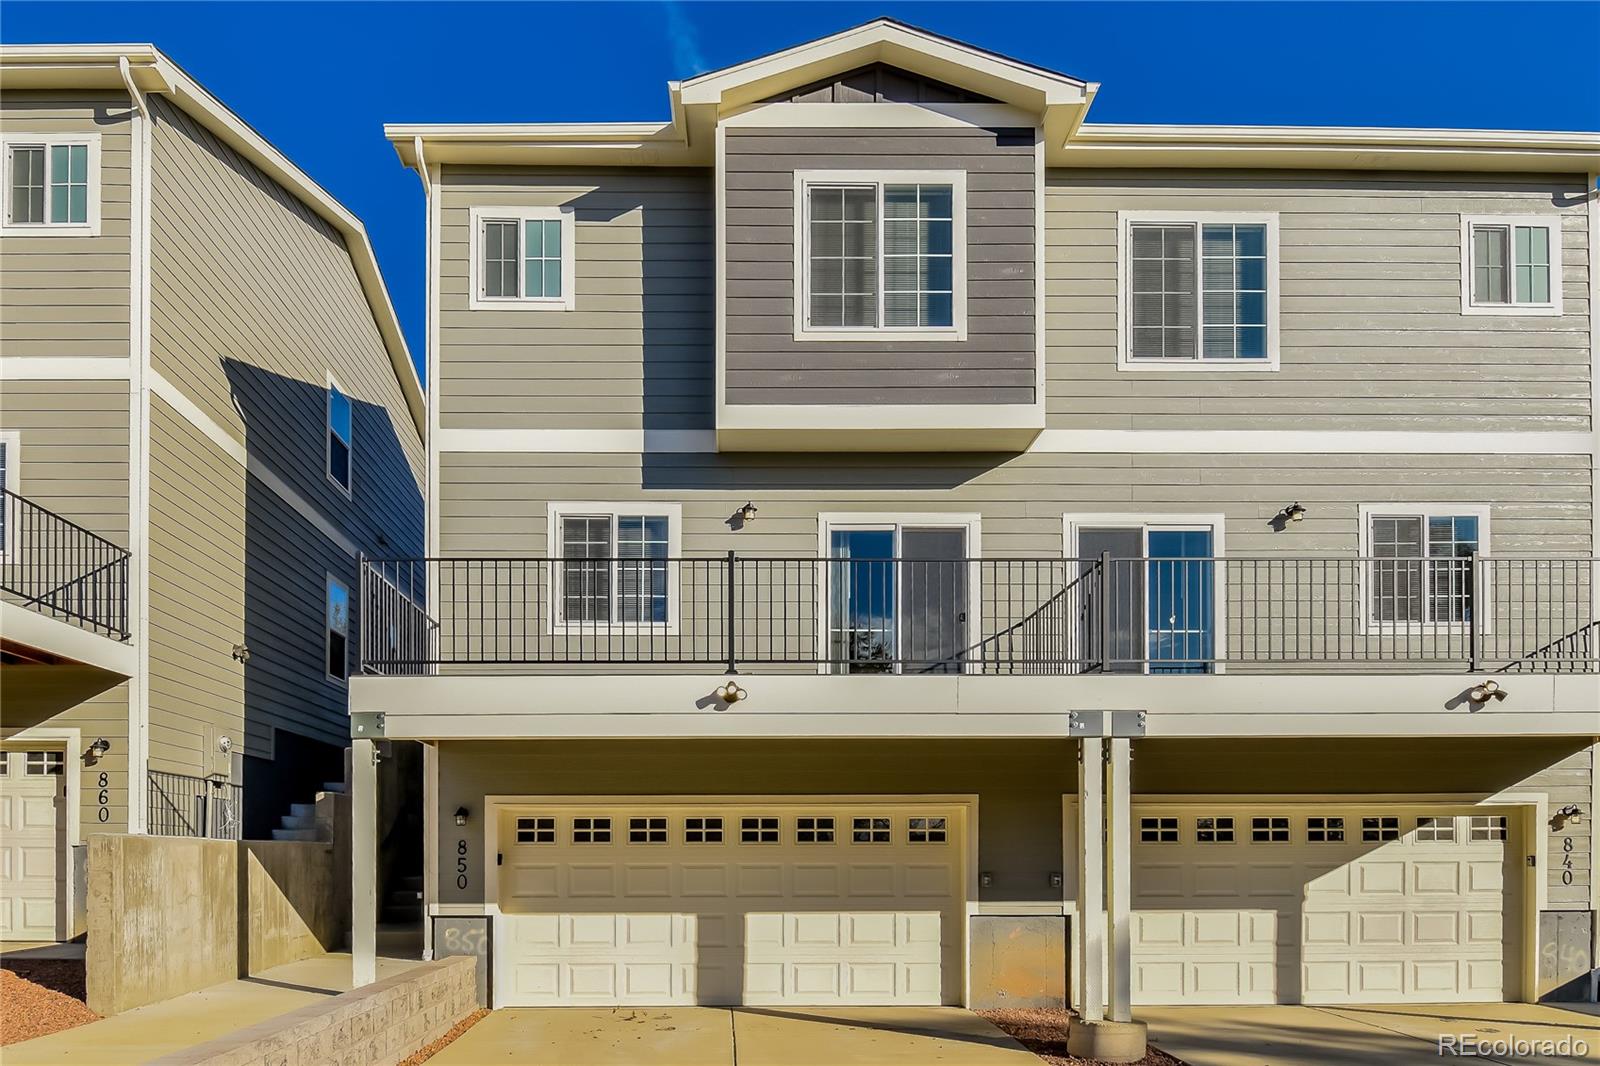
[0, 959, 100, 1046]
[978, 1008, 1188, 1066]
[397, 1008, 490, 1066]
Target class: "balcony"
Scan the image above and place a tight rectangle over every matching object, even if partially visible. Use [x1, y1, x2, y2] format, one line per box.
[359, 554, 1596, 677]
[1, 487, 131, 645]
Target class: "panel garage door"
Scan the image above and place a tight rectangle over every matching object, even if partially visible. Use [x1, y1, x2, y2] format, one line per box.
[494, 801, 966, 1007]
[1130, 805, 1517, 1005]
[0, 749, 65, 941]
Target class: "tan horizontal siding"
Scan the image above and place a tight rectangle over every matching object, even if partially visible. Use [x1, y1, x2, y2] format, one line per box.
[0, 378, 129, 543]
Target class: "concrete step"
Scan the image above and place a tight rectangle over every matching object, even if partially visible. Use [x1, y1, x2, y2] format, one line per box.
[279, 814, 317, 830]
[321, 781, 347, 795]
[289, 803, 317, 819]
[270, 828, 320, 842]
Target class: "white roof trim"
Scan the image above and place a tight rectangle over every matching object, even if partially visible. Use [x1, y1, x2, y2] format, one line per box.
[1, 44, 426, 441]
[1076, 123, 1600, 150]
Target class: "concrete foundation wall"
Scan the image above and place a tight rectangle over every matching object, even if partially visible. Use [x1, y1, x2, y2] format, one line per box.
[87, 835, 344, 1015]
[149, 956, 481, 1066]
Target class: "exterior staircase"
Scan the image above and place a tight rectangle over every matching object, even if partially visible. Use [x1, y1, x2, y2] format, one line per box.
[269, 779, 346, 841]
[384, 873, 424, 924]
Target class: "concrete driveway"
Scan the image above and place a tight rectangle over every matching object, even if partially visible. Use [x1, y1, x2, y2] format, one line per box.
[1143, 1002, 1600, 1066]
[427, 1007, 1038, 1065]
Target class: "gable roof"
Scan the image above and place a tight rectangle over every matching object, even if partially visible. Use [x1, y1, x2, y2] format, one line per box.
[1, 44, 426, 441]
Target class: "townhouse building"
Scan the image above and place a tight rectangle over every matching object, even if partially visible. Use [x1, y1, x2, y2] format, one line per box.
[354, 19, 1599, 1029]
[0, 46, 425, 942]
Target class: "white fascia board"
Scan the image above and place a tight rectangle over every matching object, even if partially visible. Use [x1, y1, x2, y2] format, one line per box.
[0, 603, 136, 676]
[1075, 123, 1600, 149]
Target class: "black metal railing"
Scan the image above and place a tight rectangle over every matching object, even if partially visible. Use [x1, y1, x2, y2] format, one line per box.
[359, 554, 1597, 675]
[147, 769, 242, 840]
[0, 488, 131, 639]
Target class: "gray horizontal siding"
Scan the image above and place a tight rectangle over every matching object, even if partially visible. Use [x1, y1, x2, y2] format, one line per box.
[0, 91, 133, 358]
[1046, 169, 1593, 432]
[0, 378, 129, 543]
[723, 127, 1037, 406]
[437, 167, 714, 431]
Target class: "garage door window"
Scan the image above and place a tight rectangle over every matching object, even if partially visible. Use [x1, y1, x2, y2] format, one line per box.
[684, 816, 723, 843]
[629, 817, 668, 843]
[516, 816, 555, 843]
[1140, 816, 1179, 843]
[0, 752, 7, 775]
[1362, 816, 1400, 841]
[1196, 816, 1234, 842]
[796, 816, 835, 843]
[25, 751, 63, 775]
[1307, 816, 1345, 842]
[741, 816, 779, 843]
[1470, 815, 1508, 841]
[1250, 816, 1289, 842]
[573, 817, 611, 843]
[852, 816, 892, 843]
[1415, 816, 1457, 842]
[909, 816, 947, 843]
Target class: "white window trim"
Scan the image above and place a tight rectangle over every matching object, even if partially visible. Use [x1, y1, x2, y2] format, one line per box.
[468, 205, 576, 311]
[545, 501, 683, 634]
[1356, 502, 1492, 635]
[325, 572, 351, 685]
[815, 512, 983, 674]
[1116, 210, 1281, 372]
[0, 133, 102, 237]
[0, 429, 20, 563]
[1459, 214, 1564, 316]
[1062, 512, 1229, 675]
[792, 169, 968, 342]
[325, 372, 353, 499]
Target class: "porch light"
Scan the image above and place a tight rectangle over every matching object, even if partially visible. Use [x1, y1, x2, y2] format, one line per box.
[1554, 804, 1583, 828]
[717, 681, 748, 704]
[86, 737, 111, 764]
[454, 807, 470, 827]
[1468, 679, 1507, 704]
[740, 502, 758, 523]
[1283, 502, 1307, 523]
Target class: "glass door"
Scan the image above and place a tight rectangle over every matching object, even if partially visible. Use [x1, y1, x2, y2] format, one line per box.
[828, 524, 970, 673]
[1078, 524, 1215, 674]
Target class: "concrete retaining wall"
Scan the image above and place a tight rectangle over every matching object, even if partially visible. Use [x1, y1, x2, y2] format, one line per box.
[87, 835, 344, 1015]
[148, 956, 480, 1066]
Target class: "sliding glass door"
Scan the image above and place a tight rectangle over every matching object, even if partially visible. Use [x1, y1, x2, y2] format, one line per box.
[1078, 524, 1216, 673]
[828, 524, 970, 673]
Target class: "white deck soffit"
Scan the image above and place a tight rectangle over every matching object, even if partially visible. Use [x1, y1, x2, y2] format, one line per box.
[0, 44, 427, 441]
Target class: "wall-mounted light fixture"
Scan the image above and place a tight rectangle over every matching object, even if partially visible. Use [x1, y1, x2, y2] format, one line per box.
[454, 807, 470, 827]
[86, 737, 111, 764]
[1553, 804, 1583, 830]
[740, 502, 759, 524]
[1468, 679, 1508, 704]
[231, 643, 251, 664]
[716, 681, 748, 704]
[1282, 502, 1307, 524]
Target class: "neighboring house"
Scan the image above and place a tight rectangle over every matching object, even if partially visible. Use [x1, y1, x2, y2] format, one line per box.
[356, 19, 1599, 1018]
[0, 45, 425, 943]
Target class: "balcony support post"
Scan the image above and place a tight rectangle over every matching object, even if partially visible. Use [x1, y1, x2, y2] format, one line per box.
[1076, 736, 1106, 1022]
[352, 736, 378, 987]
[1107, 737, 1133, 1024]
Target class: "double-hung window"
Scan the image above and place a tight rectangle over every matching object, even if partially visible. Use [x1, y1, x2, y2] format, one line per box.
[2, 135, 98, 234]
[797, 171, 965, 339]
[549, 503, 680, 628]
[1120, 212, 1278, 369]
[470, 206, 575, 310]
[1461, 216, 1562, 315]
[1360, 505, 1489, 626]
[326, 378, 352, 496]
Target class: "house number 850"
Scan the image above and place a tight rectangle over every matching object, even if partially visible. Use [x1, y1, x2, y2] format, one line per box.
[456, 839, 468, 890]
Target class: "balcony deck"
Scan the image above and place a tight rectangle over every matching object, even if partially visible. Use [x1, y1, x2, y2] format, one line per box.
[1, 488, 131, 647]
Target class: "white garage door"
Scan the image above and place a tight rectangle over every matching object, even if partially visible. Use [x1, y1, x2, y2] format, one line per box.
[1131, 804, 1517, 1005]
[0, 749, 66, 941]
[494, 801, 967, 1007]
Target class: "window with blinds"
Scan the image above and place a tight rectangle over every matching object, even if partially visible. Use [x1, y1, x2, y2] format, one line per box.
[1468, 219, 1555, 309]
[554, 507, 675, 625]
[1124, 215, 1275, 366]
[471, 206, 573, 309]
[1366, 509, 1485, 624]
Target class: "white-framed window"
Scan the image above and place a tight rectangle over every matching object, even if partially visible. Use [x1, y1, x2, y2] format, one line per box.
[1307, 816, 1345, 843]
[740, 816, 779, 843]
[1358, 504, 1489, 627]
[1139, 816, 1179, 843]
[1117, 211, 1279, 371]
[0, 429, 19, 560]
[851, 816, 892, 843]
[796, 816, 835, 843]
[1, 134, 100, 236]
[25, 750, 64, 775]
[547, 503, 681, 630]
[1250, 816, 1290, 843]
[1460, 215, 1563, 316]
[628, 817, 668, 843]
[572, 816, 611, 843]
[325, 573, 350, 682]
[515, 816, 555, 843]
[793, 170, 967, 341]
[909, 816, 948, 843]
[1362, 816, 1400, 842]
[0, 752, 7, 775]
[1470, 815, 1508, 842]
[326, 375, 352, 497]
[468, 205, 576, 311]
[1415, 816, 1457, 843]
[1064, 514, 1226, 675]
[1196, 816, 1234, 843]
[684, 816, 724, 843]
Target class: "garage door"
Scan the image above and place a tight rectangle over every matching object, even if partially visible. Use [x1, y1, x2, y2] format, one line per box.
[494, 801, 967, 1007]
[1131, 804, 1516, 1005]
[0, 749, 65, 941]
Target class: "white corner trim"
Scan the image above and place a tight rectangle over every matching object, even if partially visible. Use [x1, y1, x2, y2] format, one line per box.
[148, 370, 360, 559]
[1115, 210, 1281, 372]
[127, 101, 151, 835]
[0, 357, 131, 380]
[1458, 213, 1565, 317]
[467, 204, 577, 311]
[791, 169, 968, 342]
[0, 132, 102, 237]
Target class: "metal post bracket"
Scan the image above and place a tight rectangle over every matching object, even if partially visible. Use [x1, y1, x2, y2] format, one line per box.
[351, 711, 386, 739]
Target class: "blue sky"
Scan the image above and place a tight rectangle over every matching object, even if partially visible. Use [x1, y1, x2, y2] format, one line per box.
[5, 2, 1597, 376]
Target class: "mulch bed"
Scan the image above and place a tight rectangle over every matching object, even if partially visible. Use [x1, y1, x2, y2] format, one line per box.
[0, 958, 100, 1046]
[397, 1008, 490, 1066]
[979, 1008, 1188, 1066]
